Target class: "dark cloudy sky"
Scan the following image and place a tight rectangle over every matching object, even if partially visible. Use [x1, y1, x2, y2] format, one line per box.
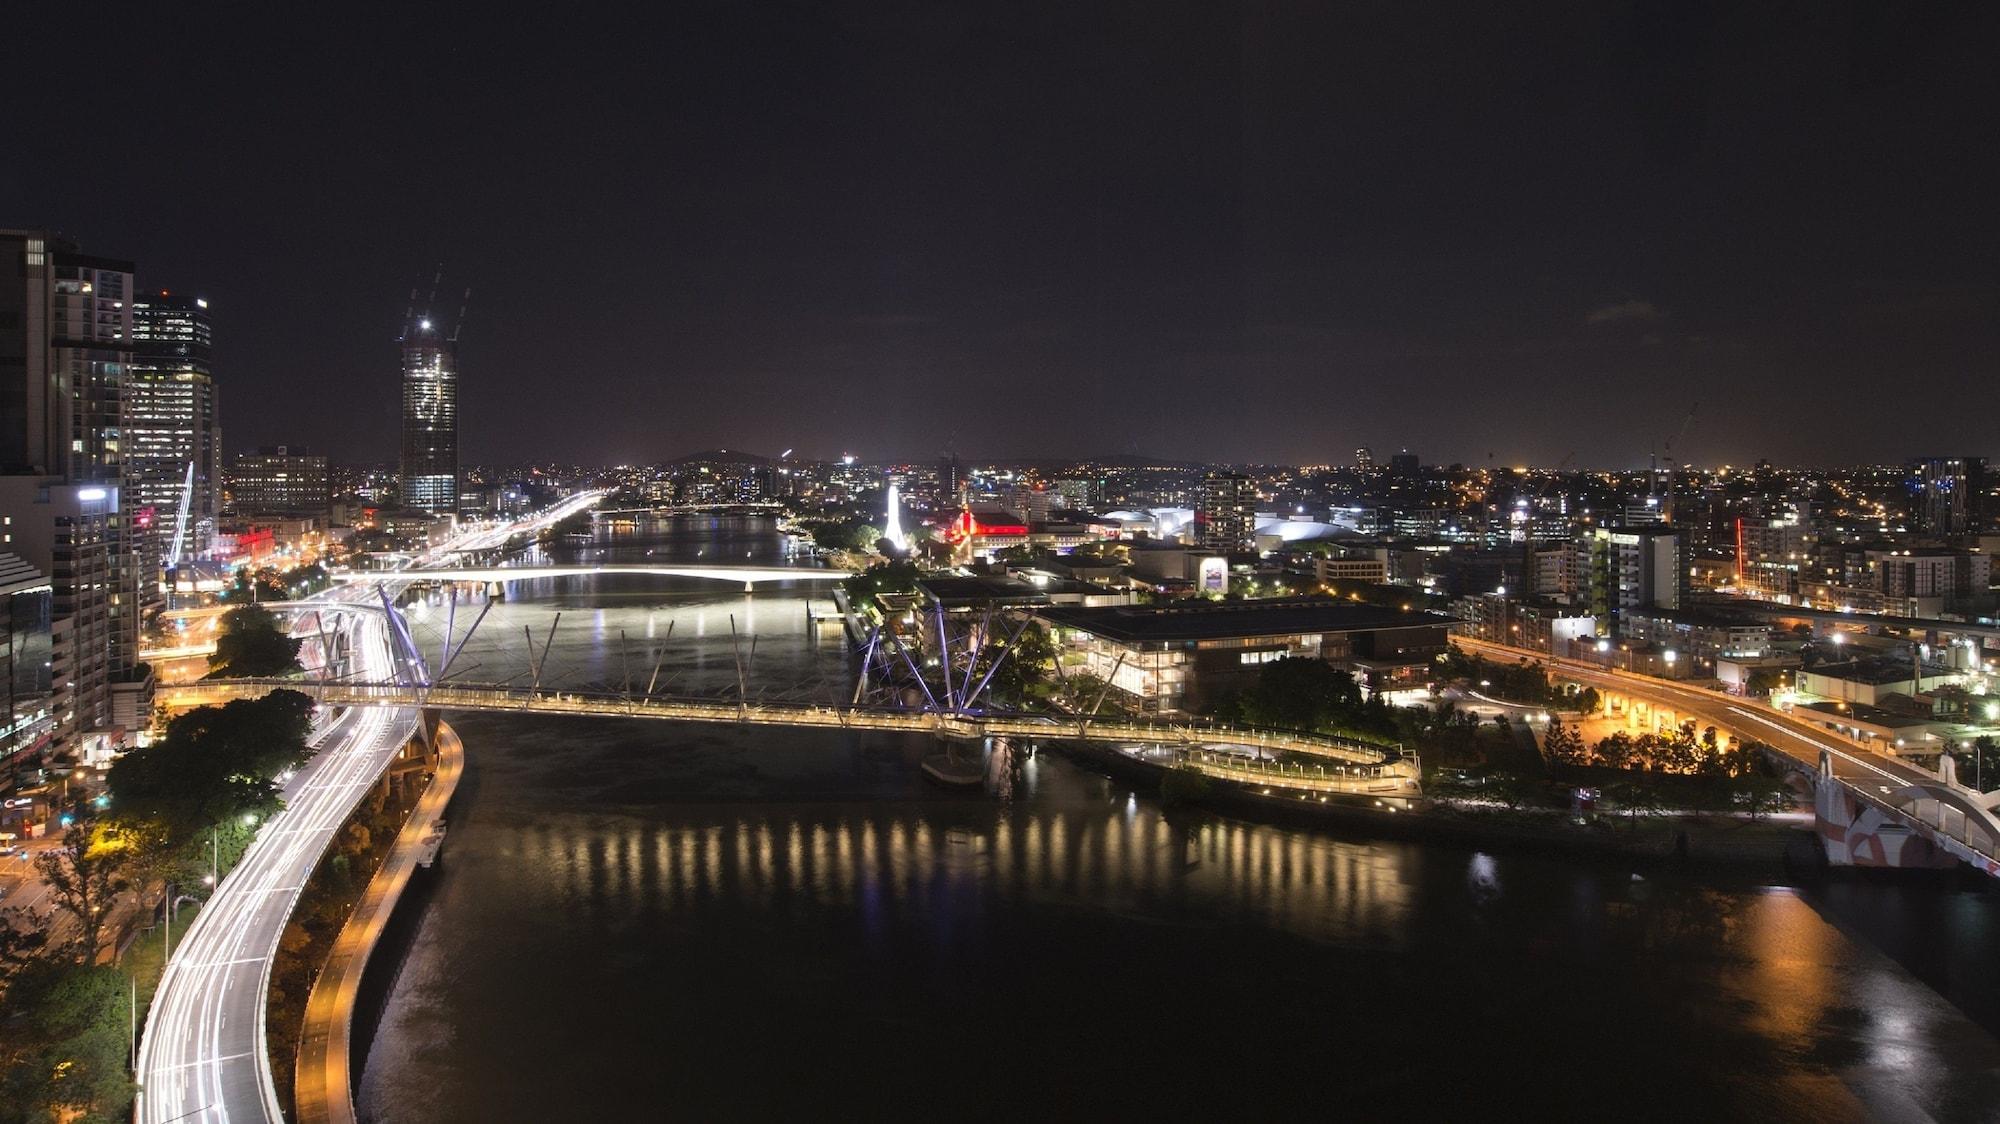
[6, 3, 1996, 468]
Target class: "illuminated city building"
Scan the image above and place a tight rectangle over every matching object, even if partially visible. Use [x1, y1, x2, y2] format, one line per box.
[1908, 457, 1986, 535]
[399, 315, 459, 513]
[227, 445, 329, 517]
[129, 290, 220, 558]
[1195, 471, 1257, 551]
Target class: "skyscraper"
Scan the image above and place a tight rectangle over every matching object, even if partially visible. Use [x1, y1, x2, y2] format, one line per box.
[1195, 471, 1258, 551]
[399, 314, 459, 513]
[1908, 457, 1986, 536]
[938, 452, 963, 508]
[129, 290, 220, 561]
[0, 230, 149, 753]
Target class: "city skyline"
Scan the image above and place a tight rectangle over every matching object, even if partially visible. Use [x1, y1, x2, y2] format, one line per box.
[6, 6, 1997, 468]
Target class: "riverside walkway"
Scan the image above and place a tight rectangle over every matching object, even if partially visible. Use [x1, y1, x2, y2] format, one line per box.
[293, 721, 464, 1124]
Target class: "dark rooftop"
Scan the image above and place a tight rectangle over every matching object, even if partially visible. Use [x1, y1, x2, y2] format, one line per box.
[918, 575, 1048, 607]
[1803, 659, 1951, 686]
[1035, 597, 1449, 644]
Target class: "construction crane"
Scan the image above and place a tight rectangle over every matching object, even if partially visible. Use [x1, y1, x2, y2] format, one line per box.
[1653, 402, 1699, 522]
[167, 461, 196, 570]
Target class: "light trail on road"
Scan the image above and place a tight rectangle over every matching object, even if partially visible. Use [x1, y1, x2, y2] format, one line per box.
[135, 492, 604, 1124]
[135, 609, 418, 1124]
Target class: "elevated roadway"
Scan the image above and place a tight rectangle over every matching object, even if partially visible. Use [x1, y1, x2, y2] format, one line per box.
[1454, 636, 2000, 873]
[327, 562, 852, 588]
[135, 611, 421, 1124]
[135, 492, 607, 1123]
[1454, 635, 1939, 789]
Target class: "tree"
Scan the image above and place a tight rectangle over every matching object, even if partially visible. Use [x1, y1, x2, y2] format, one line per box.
[108, 690, 316, 850]
[1594, 731, 1637, 771]
[1604, 778, 1662, 827]
[1238, 657, 1363, 733]
[1735, 774, 1793, 821]
[205, 603, 303, 679]
[1966, 736, 2000, 792]
[1542, 715, 1585, 765]
[1575, 686, 1601, 715]
[33, 824, 129, 965]
[0, 961, 134, 1121]
[987, 621, 1057, 703]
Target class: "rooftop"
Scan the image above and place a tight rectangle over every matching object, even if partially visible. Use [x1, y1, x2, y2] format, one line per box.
[917, 575, 1049, 607]
[1035, 597, 1448, 644]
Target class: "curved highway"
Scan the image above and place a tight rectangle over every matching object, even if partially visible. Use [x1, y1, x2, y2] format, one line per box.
[1452, 636, 1945, 793]
[136, 491, 604, 1124]
[135, 610, 418, 1123]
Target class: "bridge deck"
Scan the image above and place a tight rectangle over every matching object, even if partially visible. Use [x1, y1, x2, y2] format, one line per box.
[159, 679, 1402, 769]
[328, 563, 852, 585]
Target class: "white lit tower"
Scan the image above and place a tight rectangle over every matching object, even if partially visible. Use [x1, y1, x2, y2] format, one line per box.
[398, 281, 465, 514]
[883, 478, 909, 553]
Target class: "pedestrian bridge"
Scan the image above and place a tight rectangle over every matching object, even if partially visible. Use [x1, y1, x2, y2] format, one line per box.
[158, 678, 1407, 773]
[327, 563, 854, 589]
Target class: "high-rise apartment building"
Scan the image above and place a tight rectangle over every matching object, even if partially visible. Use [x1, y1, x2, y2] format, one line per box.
[1579, 525, 1683, 619]
[0, 230, 150, 754]
[399, 315, 459, 513]
[129, 291, 220, 559]
[1908, 457, 1986, 536]
[1195, 472, 1258, 551]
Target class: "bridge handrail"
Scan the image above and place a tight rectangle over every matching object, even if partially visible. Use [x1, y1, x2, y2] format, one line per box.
[163, 678, 1398, 765]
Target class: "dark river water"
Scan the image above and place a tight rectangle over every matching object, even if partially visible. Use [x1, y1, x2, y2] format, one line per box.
[356, 516, 2000, 1122]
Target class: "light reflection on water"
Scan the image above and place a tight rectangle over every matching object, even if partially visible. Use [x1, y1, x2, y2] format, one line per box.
[497, 804, 1422, 949]
[355, 517, 2000, 1122]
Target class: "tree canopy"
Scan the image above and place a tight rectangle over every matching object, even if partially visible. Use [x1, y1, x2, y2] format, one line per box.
[107, 690, 316, 846]
[205, 604, 303, 679]
[1218, 656, 1398, 741]
[0, 961, 133, 1122]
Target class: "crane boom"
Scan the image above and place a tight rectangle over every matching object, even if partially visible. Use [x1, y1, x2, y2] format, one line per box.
[167, 461, 196, 569]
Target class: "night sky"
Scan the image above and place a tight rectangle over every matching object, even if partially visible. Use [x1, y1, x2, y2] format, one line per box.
[7, 4, 1996, 469]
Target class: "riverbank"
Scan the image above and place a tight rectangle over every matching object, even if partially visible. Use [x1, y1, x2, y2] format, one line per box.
[1059, 741, 1803, 875]
[294, 721, 463, 1124]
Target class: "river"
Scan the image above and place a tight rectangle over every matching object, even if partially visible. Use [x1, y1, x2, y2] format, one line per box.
[355, 515, 2000, 1121]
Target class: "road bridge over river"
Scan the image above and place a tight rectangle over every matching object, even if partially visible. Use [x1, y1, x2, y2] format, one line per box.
[1455, 635, 2000, 877]
[327, 562, 854, 590]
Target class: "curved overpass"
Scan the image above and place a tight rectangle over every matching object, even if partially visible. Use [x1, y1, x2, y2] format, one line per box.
[1453, 635, 2000, 874]
[135, 613, 421, 1124]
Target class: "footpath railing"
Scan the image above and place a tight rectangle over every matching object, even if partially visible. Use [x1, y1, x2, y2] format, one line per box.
[1176, 749, 1420, 794]
[158, 679, 1403, 768]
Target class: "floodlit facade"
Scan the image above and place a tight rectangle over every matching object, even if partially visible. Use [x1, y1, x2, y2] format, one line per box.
[1581, 525, 1683, 618]
[399, 318, 458, 513]
[128, 291, 220, 559]
[1038, 599, 1450, 713]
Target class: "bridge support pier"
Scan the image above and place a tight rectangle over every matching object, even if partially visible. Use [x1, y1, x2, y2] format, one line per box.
[1813, 750, 1962, 871]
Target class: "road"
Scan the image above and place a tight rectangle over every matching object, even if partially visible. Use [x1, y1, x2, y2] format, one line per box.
[1452, 636, 1944, 796]
[135, 491, 603, 1124]
[134, 608, 418, 1123]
